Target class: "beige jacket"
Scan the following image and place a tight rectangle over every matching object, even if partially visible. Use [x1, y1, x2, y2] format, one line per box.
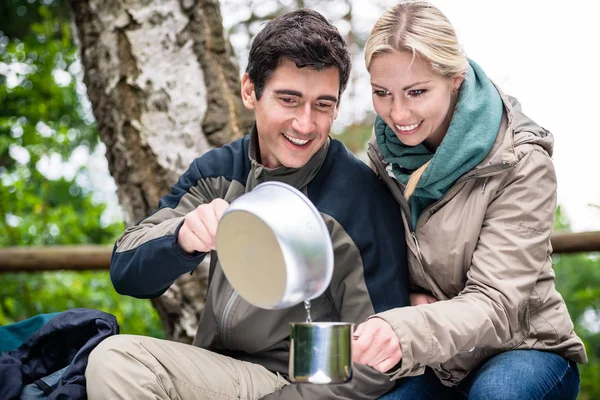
[366, 92, 587, 386]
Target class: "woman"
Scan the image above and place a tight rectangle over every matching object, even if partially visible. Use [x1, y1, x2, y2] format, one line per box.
[350, 1, 588, 399]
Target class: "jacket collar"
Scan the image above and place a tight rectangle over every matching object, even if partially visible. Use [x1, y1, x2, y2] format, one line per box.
[246, 124, 330, 192]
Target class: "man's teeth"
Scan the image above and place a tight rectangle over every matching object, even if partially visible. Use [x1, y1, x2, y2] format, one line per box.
[396, 121, 422, 131]
[283, 133, 309, 145]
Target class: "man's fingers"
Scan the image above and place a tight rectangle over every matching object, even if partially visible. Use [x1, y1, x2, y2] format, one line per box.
[179, 199, 230, 254]
[212, 198, 230, 220]
[184, 210, 212, 246]
[179, 222, 211, 253]
[199, 199, 230, 242]
[184, 205, 219, 250]
[198, 212, 218, 247]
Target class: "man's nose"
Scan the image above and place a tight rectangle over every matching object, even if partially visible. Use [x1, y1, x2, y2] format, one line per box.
[291, 104, 315, 135]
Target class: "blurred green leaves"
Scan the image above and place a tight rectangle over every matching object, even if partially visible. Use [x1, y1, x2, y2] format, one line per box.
[0, 0, 110, 247]
[0, 0, 163, 338]
[553, 209, 600, 399]
[0, 271, 164, 338]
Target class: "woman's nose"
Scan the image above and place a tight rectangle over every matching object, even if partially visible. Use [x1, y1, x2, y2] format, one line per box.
[390, 99, 411, 123]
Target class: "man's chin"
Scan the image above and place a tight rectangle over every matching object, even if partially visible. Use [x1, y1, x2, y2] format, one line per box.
[279, 155, 311, 169]
[281, 160, 309, 169]
[275, 147, 314, 169]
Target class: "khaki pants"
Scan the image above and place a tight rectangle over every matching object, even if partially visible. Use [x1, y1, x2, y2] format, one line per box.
[85, 334, 289, 400]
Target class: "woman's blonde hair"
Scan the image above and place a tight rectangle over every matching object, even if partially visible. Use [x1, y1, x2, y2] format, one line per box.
[365, 1, 468, 198]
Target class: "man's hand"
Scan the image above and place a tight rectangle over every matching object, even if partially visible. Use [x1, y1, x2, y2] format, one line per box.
[351, 317, 401, 373]
[409, 293, 438, 306]
[178, 199, 229, 254]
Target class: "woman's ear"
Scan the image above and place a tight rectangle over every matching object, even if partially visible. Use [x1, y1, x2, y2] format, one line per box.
[452, 72, 466, 92]
[241, 73, 255, 110]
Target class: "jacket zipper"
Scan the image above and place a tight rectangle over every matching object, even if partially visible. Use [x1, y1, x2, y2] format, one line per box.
[367, 149, 434, 295]
[219, 290, 238, 349]
[367, 146, 421, 260]
[411, 232, 422, 259]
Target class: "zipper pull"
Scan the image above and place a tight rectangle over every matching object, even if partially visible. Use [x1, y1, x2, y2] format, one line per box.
[411, 232, 422, 259]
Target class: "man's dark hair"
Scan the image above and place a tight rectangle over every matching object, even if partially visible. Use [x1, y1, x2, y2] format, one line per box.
[246, 9, 351, 100]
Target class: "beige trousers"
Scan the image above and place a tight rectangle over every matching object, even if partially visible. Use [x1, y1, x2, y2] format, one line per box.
[85, 334, 289, 400]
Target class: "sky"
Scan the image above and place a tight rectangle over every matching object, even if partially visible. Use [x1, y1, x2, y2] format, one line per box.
[431, 0, 600, 232]
[80, 0, 600, 232]
[342, 0, 600, 232]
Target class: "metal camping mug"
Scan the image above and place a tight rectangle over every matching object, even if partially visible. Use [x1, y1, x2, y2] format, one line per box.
[289, 322, 354, 384]
[215, 181, 334, 310]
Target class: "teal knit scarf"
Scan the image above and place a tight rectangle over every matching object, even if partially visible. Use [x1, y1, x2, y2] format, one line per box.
[374, 59, 503, 229]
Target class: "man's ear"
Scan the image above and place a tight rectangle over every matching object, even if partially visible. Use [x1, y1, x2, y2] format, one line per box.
[241, 73, 255, 110]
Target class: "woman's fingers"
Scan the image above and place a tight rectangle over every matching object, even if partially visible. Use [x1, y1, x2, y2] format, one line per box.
[352, 318, 402, 372]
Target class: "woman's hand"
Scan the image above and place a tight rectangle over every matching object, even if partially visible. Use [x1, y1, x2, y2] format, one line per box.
[351, 317, 402, 373]
[409, 293, 438, 306]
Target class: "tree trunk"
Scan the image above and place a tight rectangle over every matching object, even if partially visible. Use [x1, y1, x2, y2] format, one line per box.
[70, 0, 253, 343]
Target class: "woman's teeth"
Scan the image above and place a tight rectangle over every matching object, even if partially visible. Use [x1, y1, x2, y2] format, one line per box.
[396, 121, 422, 131]
[283, 133, 309, 145]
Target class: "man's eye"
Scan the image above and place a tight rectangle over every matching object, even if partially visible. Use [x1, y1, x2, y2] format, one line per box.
[373, 90, 390, 97]
[280, 97, 296, 104]
[408, 89, 426, 97]
[316, 102, 333, 109]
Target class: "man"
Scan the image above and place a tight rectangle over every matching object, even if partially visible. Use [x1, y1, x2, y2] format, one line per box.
[86, 9, 409, 400]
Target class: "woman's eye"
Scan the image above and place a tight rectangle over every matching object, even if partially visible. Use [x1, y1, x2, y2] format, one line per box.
[373, 90, 390, 97]
[408, 89, 426, 97]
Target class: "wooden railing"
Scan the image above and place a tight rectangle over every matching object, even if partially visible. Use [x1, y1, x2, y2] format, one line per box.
[1, 231, 600, 273]
[0, 245, 112, 272]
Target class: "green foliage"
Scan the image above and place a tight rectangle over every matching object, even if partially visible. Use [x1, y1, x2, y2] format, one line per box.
[554, 252, 600, 399]
[0, 271, 164, 338]
[0, 0, 163, 339]
[333, 122, 373, 155]
[553, 207, 600, 399]
[0, 0, 109, 246]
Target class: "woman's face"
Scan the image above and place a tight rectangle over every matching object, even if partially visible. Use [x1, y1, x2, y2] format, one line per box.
[369, 50, 463, 150]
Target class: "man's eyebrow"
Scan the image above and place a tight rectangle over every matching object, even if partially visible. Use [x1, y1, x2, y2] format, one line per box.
[273, 89, 338, 103]
[274, 89, 302, 97]
[317, 95, 338, 103]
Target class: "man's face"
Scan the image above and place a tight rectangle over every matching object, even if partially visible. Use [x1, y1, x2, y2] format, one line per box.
[241, 58, 340, 169]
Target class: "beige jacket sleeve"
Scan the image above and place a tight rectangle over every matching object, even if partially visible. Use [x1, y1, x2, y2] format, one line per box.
[376, 149, 557, 379]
